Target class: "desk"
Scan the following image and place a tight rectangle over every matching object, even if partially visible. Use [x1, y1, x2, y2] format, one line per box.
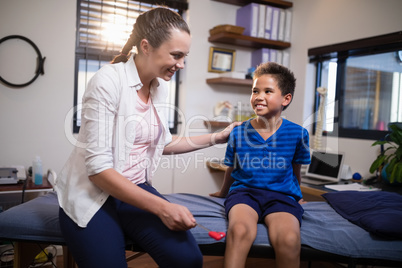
[0, 176, 53, 212]
[299, 183, 328, 201]
[207, 160, 333, 201]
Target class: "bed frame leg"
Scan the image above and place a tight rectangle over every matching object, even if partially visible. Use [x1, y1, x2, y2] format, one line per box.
[126, 251, 146, 262]
[63, 246, 76, 268]
[348, 259, 357, 268]
[13, 242, 47, 268]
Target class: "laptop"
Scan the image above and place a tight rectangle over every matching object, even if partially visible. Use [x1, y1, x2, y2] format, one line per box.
[302, 150, 345, 185]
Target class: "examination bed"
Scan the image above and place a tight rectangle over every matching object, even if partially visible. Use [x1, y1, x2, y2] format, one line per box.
[0, 190, 401, 267]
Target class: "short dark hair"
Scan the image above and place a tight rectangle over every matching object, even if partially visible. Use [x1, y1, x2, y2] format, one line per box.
[254, 62, 296, 110]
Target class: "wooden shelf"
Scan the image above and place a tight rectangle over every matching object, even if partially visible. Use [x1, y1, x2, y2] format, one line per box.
[206, 77, 253, 86]
[207, 0, 292, 92]
[208, 32, 291, 50]
[212, 0, 293, 9]
[0, 176, 52, 193]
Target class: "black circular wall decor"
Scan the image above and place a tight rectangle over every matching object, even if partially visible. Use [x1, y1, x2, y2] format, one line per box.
[0, 35, 46, 88]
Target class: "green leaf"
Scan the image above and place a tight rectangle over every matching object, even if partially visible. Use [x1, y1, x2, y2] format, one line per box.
[397, 163, 402, 183]
[383, 147, 396, 155]
[387, 158, 396, 173]
[371, 140, 388, 146]
[387, 159, 402, 183]
[390, 168, 396, 183]
[389, 124, 402, 146]
[369, 155, 387, 173]
[389, 133, 399, 145]
[389, 162, 400, 183]
[396, 148, 402, 161]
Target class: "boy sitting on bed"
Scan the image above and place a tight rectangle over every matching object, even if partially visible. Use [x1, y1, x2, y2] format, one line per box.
[210, 62, 311, 268]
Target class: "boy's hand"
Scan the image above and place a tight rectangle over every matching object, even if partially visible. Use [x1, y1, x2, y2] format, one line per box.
[299, 198, 307, 205]
[209, 191, 227, 198]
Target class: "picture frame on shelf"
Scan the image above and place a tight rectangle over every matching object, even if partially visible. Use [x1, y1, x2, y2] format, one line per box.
[208, 47, 236, 73]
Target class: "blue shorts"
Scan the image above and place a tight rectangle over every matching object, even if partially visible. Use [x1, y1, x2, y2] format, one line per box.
[224, 187, 304, 225]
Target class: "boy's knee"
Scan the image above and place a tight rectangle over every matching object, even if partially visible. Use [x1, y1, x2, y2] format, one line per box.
[284, 231, 300, 247]
[274, 231, 300, 253]
[229, 222, 256, 242]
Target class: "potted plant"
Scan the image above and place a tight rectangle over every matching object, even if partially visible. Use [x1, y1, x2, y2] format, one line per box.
[369, 123, 402, 184]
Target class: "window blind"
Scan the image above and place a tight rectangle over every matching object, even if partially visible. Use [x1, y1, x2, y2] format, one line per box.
[77, 0, 188, 53]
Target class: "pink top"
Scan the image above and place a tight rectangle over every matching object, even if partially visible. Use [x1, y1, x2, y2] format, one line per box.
[121, 94, 162, 184]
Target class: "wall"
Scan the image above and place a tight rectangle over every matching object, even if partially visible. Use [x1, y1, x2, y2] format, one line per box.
[289, 0, 402, 178]
[153, 0, 253, 194]
[0, 1, 76, 178]
[1, 0, 401, 195]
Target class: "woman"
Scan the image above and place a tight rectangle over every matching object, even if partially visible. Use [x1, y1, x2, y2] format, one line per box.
[56, 7, 239, 268]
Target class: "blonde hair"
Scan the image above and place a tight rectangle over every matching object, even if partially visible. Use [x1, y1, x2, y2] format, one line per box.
[112, 7, 190, 64]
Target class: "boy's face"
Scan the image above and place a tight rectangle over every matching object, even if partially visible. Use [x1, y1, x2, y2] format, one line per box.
[250, 74, 292, 118]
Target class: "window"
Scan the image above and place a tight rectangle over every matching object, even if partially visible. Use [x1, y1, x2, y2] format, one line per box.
[73, 0, 188, 134]
[309, 31, 402, 140]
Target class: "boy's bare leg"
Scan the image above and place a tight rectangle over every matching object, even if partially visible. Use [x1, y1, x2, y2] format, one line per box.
[265, 212, 301, 268]
[224, 204, 258, 268]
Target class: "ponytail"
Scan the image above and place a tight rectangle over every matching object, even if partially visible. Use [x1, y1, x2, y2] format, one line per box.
[111, 34, 134, 64]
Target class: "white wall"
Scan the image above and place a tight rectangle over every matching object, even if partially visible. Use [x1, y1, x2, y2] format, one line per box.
[0, 1, 76, 177]
[288, 0, 402, 178]
[1, 0, 401, 195]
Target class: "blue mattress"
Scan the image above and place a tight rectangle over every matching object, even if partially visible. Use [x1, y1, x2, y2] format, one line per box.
[166, 193, 402, 262]
[0, 191, 401, 263]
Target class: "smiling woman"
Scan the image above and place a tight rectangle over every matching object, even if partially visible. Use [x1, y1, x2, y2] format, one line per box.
[73, 0, 188, 134]
[57, 5, 241, 268]
[59, 6, 204, 268]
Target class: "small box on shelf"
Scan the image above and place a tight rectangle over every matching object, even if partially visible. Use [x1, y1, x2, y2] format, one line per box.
[209, 24, 245, 36]
[219, 71, 246, 79]
[206, 77, 253, 86]
[208, 32, 290, 50]
[211, 0, 293, 9]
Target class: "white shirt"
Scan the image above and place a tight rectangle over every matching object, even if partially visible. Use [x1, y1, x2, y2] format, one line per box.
[55, 55, 172, 227]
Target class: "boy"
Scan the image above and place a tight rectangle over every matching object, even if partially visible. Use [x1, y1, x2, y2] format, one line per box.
[210, 62, 311, 268]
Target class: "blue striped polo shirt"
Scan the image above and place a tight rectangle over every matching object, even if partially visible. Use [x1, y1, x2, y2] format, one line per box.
[224, 118, 311, 201]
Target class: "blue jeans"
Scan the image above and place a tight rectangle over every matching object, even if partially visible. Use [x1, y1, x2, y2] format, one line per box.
[59, 183, 203, 268]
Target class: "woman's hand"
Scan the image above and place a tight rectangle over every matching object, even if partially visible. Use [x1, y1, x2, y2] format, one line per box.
[163, 121, 243, 155]
[157, 202, 197, 231]
[214, 121, 242, 144]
